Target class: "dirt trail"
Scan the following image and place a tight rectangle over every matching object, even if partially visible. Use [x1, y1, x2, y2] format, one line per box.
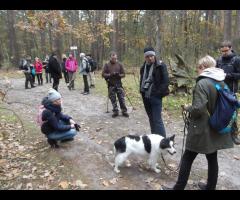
[2, 78, 240, 190]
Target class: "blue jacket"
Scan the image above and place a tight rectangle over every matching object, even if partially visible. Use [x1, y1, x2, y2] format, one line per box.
[41, 97, 72, 135]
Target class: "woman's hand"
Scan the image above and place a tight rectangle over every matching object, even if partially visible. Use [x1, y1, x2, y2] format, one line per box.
[70, 119, 76, 124]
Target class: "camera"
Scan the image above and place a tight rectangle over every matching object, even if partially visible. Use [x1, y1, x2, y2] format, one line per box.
[143, 80, 152, 90]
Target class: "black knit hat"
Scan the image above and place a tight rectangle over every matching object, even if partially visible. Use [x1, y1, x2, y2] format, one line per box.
[144, 47, 155, 53]
[144, 47, 156, 57]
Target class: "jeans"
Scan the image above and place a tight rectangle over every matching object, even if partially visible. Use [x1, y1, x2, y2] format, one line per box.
[36, 73, 43, 85]
[173, 149, 218, 190]
[47, 121, 77, 141]
[68, 72, 76, 89]
[142, 95, 166, 137]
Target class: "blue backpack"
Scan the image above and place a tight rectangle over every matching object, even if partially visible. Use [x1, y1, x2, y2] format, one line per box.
[209, 81, 240, 134]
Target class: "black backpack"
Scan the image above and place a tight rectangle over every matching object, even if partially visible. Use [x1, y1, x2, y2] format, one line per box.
[88, 58, 97, 72]
[19, 59, 27, 70]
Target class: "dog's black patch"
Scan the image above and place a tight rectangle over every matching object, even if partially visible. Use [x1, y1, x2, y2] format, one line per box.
[160, 138, 170, 149]
[127, 135, 140, 141]
[142, 135, 151, 153]
[114, 137, 126, 153]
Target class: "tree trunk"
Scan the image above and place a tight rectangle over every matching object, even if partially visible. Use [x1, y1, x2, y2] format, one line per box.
[112, 10, 118, 53]
[224, 10, 232, 41]
[235, 10, 240, 39]
[6, 10, 20, 67]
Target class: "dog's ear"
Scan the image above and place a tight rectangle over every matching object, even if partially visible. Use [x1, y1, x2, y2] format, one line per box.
[169, 134, 175, 141]
[160, 138, 168, 149]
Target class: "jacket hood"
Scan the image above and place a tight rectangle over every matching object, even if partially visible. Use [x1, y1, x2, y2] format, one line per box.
[198, 67, 226, 81]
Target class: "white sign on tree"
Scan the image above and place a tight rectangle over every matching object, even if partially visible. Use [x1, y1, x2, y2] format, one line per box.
[70, 46, 78, 50]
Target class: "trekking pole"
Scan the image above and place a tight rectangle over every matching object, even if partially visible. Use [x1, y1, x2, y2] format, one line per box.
[106, 86, 110, 113]
[122, 85, 136, 110]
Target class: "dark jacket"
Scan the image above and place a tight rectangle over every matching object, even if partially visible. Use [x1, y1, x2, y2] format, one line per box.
[185, 77, 233, 154]
[41, 98, 72, 135]
[140, 60, 169, 98]
[216, 52, 240, 93]
[102, 61, 125, 87]
[48, 56, 62, 79]
[61, 58, 67, 73]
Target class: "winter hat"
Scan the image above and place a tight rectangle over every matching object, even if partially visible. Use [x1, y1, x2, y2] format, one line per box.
[47, 88, 61, 102]
[80, 53, 85, 58]
[144, 47, 156, 57]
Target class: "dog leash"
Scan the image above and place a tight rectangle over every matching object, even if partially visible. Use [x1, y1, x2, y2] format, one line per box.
[161, 109, 190, 173]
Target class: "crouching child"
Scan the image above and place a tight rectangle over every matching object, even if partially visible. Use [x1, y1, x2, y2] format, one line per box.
[40, 88, 80, 148]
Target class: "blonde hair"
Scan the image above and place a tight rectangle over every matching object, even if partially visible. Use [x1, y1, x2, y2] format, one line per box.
[198, 55, 216, 68]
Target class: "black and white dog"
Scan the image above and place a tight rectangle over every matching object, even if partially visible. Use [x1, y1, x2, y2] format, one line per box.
[113, 134, 176, 173]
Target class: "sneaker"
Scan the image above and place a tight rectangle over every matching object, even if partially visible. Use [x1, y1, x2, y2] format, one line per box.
[231, 132, 240, 145]
[122, 112, 129, 118]
[82, 92, 89, 95]
[47, 139, 59, 148]
[112, 112, 119, 118]
[198, 182, 207, 190]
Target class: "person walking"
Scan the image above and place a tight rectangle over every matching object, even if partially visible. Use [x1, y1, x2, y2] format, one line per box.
[19, 55, 35, 89]
[65, 53, 78, 90]
[79, 53, 90, 95]
[216, 40, 240, 144]
[48, 52, 62, 91]
[102, 51, 129, 118]
[163, 55, 234, 190]
[86, 54, 96, 88]
[34, 57, 43, 86]
[61, 54, 69, 84]
[43, 55, 52, 84]
[140, 47, 169, 137]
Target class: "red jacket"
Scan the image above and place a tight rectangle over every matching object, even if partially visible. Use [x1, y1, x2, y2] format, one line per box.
[35, 61, 43, 73]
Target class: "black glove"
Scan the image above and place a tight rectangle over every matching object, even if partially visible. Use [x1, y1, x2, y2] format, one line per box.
[74, 123, 81, 132]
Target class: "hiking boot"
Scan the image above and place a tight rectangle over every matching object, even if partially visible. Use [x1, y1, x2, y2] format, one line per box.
[82, 92, 89, 95]
[112, 112, 119, 118]
[122, 112, 129, 118]
[47, 139, 59, 148]
[60, 138, 74, 143]
[231, 131, 240, 145]
[198, 182, 207, 190]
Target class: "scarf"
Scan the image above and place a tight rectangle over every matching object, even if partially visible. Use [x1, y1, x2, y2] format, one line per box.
[141, 62, 154, 98]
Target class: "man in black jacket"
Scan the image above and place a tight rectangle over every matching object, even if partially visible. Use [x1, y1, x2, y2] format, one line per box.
[48, 52, 62, 91]
[140, 47, 169, 137]
[216, 41, 240, 145]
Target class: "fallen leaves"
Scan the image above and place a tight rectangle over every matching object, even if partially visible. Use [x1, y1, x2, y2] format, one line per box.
[75, 180, 88, 189]
[59, 181, 69, 189]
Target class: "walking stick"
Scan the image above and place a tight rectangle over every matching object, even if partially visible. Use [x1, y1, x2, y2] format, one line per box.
[106, 92, 110, 113]
[122, 85, 136, 110]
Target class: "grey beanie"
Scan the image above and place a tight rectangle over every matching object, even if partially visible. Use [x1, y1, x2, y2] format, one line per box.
[144, 47, 156, 57]
[47, 88, 61, 102]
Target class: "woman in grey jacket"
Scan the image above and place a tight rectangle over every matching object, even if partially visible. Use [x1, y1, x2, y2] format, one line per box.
[164, 55, 233, 190]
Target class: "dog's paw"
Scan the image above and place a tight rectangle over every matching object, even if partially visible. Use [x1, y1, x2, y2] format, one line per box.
[154, 168, 161, 173]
